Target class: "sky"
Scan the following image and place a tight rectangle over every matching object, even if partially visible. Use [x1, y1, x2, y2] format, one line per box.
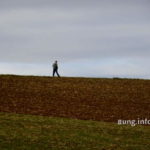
[0, 0, 150, 79]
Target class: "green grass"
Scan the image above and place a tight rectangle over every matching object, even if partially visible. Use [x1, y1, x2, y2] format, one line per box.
[0, 113, 149, 150]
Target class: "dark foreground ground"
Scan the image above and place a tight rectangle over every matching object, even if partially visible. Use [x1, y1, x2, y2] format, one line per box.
[0, 75, 150, 123]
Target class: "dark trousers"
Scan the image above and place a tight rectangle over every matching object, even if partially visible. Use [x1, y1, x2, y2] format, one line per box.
[53, 68, 60, 77]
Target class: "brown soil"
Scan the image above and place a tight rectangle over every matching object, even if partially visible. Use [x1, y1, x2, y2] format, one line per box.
[0, 75, 150, 122]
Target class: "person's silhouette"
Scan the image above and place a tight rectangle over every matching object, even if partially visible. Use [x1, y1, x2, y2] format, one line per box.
[52, 60, 60, 77]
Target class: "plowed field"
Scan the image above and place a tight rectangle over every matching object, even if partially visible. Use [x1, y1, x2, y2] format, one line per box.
[0, 75, 150, 122]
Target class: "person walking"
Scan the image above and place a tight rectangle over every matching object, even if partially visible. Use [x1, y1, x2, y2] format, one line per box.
[52, 60, 60, 77]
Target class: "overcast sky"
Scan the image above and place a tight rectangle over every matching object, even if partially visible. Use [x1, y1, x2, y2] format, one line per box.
[0, 0, 150, 78]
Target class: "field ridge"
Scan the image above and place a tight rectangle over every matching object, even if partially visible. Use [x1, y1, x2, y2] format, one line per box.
[0, 75, 150, 123]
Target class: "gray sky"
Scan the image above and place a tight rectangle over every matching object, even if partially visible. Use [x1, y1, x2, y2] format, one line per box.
[0, 0, 150, 78]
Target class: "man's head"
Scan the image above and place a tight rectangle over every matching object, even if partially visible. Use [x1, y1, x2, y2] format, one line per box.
[55, 60, 57, 63]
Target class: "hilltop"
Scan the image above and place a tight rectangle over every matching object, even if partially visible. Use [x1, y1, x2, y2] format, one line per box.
[0, 75, 150, 123]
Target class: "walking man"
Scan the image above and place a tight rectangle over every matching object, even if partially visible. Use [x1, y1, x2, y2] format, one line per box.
[52, 60, 60, 77]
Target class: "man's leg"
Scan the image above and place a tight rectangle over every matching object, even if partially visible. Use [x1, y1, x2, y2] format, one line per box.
[53, 69, 55, 77]
[56, 69, 60, 77]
